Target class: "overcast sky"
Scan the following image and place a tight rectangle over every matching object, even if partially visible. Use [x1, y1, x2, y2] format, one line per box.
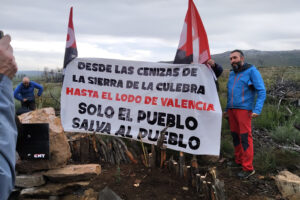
[1, 0, 300, 70]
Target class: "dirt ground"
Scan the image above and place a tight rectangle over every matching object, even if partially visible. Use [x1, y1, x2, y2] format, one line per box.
[16, 129, 290, 199]
[216, 163, 282, 200]
[60, 160, 282, 200]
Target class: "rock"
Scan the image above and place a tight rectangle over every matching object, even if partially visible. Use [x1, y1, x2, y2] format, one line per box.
[16, 107, 71, 173]
[20, 181, 89, 197]
[82, 189, 98, 200]
[49, 196, 60, 200]
[15, 174, 46, 188]
[60, 189, 98, 200]
[44, 164, 101, 183]
[275, 170, 300, 200]
[98, 186, 122, 200]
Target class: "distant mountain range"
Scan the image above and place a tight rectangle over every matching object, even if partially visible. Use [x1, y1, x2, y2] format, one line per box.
[17, 50, 300, 76]
[17, 70, 44, 77]
[212, 49, 300, 68]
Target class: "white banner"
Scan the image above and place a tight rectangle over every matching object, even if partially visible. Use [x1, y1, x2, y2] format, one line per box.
[61, 58, 222, 155]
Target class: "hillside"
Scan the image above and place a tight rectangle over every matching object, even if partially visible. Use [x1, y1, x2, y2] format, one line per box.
[17, 50, 300, 74]
[16, 70, 44, 77]
[212, 49, 300, 68]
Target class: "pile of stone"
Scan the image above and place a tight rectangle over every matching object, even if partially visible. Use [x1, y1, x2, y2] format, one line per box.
[15, 108, 101, 198]
[16, 164, 101, 198]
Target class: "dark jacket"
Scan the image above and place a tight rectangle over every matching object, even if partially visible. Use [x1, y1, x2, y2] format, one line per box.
[211, 63, 223, 91]
[212, 63, 223, 78]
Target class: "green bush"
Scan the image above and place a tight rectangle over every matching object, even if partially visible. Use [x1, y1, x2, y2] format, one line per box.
[254, 147, 277, 174]
[271, 124, 300, 145]
[37, 83, 62, 111]
[220, 132, 234, 157]
[252, 103, 286, 130]
[254, 147, 300, 174]
[14, 100, 21, 111]
[269, 107, 300, 145]
[274, 149, 300, 171]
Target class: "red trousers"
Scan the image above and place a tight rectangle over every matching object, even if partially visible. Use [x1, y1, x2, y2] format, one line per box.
[228, 109, 254, 171]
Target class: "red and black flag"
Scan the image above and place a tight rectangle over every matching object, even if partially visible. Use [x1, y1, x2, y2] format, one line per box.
[63, 7, 77, 70]
[174, 0, 211, 64]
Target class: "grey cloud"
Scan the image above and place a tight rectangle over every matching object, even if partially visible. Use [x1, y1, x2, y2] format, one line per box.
[1, 0, 300, 70]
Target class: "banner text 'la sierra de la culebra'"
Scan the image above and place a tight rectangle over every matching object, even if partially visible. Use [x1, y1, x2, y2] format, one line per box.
[61, 58, 222, 155]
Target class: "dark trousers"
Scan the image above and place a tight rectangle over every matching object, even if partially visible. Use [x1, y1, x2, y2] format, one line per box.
[21, 99, 36, 111]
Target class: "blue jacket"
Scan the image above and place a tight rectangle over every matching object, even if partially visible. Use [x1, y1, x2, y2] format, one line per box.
[0, 75, 18, 200]
[14, 81, 43, 102]
[226, 64, 266, 114]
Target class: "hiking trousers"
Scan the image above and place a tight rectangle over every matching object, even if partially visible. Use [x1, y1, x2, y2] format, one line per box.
[228, 109, 254, 171]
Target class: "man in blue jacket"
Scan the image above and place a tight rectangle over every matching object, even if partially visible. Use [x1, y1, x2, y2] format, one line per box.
[224, 49, 266, 178]
[14, 76, 43, 111]
[0, 33, 18, 200]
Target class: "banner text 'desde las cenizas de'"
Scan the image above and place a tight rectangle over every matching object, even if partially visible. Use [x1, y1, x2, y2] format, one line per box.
[61, 58, 222, 155]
